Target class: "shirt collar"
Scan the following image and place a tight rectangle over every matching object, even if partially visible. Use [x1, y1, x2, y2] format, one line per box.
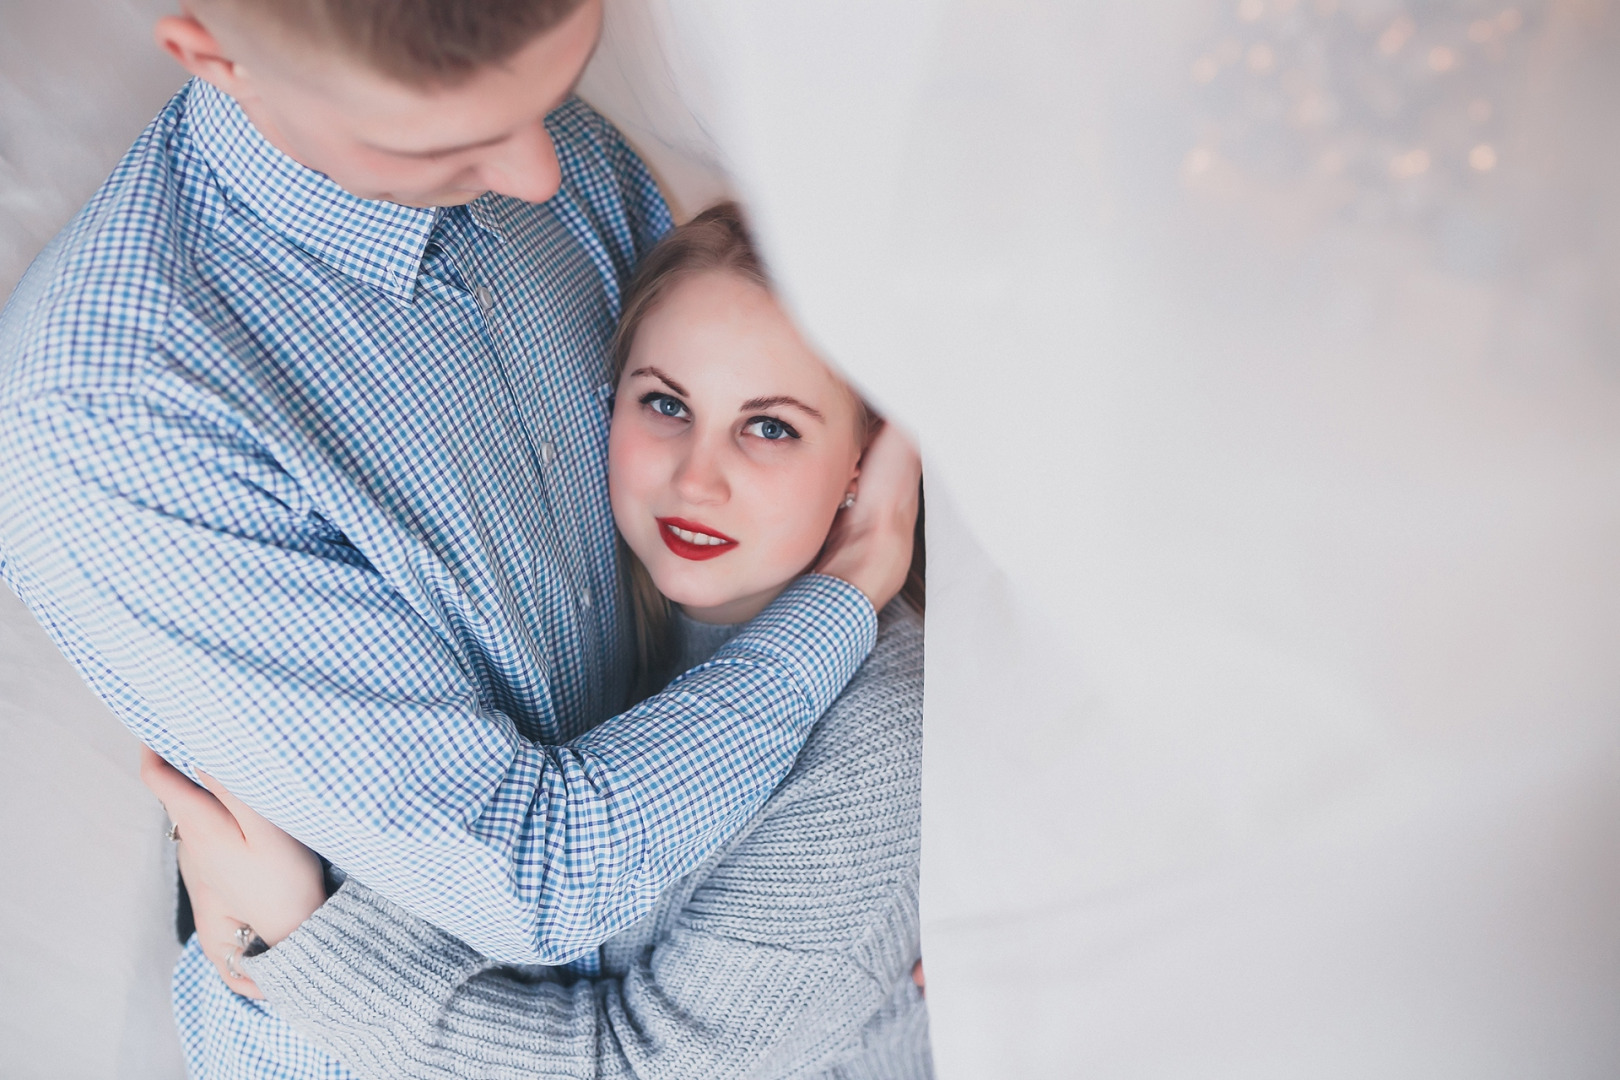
[184, 79, 500, 300]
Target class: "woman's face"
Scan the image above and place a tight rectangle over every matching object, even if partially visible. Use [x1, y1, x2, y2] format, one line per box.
[609, 269, 864, 624]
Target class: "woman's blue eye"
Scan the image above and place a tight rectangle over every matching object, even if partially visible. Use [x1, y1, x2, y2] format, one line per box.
[746, 417, 799, 441]
[641, 392, 688, 419]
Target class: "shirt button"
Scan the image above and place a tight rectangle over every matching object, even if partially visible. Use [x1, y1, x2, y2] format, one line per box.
[475, 285, 495, 313]
[538, 441, 557, 466]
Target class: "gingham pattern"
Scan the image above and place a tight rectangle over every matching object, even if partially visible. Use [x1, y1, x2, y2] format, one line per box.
[0, 80, 876, 1080]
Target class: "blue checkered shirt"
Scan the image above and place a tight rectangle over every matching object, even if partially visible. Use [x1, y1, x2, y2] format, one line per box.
[0, 80, 876, 1079]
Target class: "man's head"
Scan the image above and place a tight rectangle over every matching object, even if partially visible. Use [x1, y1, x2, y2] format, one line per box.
[156, 0, 601, 207]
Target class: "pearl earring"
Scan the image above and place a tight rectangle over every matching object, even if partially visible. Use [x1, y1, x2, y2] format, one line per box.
[841, 492, 856, 509]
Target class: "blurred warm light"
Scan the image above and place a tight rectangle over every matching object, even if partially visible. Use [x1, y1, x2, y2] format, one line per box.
[1379, 15, 1415, 56]
[1183, 146, 1218, 178]
[1469, 143, 1498, 171]
[1389, 147, 1431, 178]
[1469, 19, 1496, 43]
[1238, 0, 1265, 23]
[1247, 42, 1276, 73]
[1293, 93, 1332, 127]
[1498, 8, 1523, 33]
[1428, 45, 1457, 72]
[1192, 56, 1221, 83]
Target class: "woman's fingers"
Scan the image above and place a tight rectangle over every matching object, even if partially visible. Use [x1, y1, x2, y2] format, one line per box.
[813, 422, 921, 609]
[175, 844, 265, 999]
[195, 769, 280, 845]
[210, 946, 265, 1000]
[138, 744, 189, 800]
[184, 873, 266, 997]
[140, 747, 243, 846]
[856, 421, 922, 502]
[193, 771, 327, 946]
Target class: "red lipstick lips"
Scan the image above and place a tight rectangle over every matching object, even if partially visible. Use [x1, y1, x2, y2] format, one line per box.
[656, 517, 739, 561]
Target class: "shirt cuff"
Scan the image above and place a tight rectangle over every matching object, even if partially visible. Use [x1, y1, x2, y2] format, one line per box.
[694, 573, 878, 718]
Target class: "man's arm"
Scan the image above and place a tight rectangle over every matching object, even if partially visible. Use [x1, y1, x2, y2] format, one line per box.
[1, 387, 913, 964]
[243, 615, 927, 1080]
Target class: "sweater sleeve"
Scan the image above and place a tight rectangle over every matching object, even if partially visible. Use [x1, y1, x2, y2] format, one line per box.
[245, 613, 926, 1080]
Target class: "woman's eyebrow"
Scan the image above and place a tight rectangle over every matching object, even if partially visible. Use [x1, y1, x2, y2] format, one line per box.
[628, 366, 689, 396]
[740, 395, 825, 421]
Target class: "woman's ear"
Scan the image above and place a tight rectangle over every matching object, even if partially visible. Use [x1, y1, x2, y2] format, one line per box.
[861, 409, 886, 453]
[154, 15, 248, 97]
[854, 413, 886, 472]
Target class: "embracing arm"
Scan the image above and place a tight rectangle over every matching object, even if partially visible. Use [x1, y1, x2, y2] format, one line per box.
[1, 389, 915, 964]
[247, 882, 913, 1080]
[243, 616, 927, 1080]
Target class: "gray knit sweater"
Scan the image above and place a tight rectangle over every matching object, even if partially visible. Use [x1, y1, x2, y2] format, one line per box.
[246, 601, 930, 1080]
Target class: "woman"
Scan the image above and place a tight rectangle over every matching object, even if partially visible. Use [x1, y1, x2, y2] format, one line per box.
[145, 203, 930, 1080]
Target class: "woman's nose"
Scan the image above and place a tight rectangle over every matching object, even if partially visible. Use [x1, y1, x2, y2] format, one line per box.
[476, 120, 562, 204]
[672, 439, 730, 505]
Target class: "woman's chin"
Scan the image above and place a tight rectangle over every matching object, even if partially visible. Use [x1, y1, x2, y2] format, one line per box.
[662, 586, 746, 617]
[647, 568, 743, 615]
[653, 573, 788, 625]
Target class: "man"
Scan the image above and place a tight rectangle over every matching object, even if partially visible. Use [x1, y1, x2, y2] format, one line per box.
[0, 1, 920, 1076]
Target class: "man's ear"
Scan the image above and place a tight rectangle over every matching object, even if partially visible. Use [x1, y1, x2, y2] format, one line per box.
[154, 14, 249, 97]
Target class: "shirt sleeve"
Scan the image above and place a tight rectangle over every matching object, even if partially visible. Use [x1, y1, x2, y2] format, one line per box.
[0, 387, 877, 965]
[546, 96, 674, 308]
[599, 112, 675, 261]
[243, 623, 928, 1080]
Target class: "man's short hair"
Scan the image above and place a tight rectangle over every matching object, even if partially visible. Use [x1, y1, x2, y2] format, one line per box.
[222, 0, 588, 86]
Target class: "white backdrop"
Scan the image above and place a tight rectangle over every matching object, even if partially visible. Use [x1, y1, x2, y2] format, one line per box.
[2, 2, 188, 1076]
[3, 1, 1618, 1077]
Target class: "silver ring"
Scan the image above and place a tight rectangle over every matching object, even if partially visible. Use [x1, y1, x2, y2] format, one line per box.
[224, 946, 248, 980]
[166, 822, 181, 843]
[232, 926, 256, 951]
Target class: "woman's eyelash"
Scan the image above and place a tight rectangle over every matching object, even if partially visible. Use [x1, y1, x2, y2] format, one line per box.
[745, 415, 801, 441]
[637, 393, 798, 440]
[639, 391, 689, 418]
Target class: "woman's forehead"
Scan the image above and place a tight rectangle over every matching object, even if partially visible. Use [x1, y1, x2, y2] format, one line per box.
[630, 272, 849, 409]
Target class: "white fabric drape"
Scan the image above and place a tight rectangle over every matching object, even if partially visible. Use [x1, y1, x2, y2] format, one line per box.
[3, 2, 1618, 1077]
[590, 5, 1620, 1073]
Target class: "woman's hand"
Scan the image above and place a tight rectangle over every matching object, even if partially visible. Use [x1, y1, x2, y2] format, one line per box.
[140, 748, 328, 991]
[815, 421, 922, 610]
[178, 841, 268, 999]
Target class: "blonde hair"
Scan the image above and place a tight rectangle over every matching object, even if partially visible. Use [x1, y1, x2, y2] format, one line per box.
[612, 202, 924, 697]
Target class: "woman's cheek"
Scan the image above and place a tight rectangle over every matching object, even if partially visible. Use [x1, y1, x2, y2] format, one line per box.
[608, 426, 661, 554]
[760, 462, 842, 573]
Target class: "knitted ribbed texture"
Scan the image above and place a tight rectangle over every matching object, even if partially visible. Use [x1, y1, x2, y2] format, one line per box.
[248, 603, 930, 1080]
